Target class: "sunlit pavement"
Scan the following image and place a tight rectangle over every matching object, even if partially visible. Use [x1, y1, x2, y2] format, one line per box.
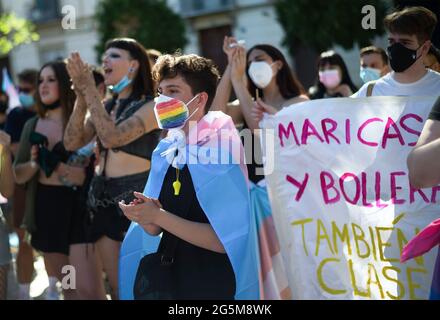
[7, 232, 112, 300]
[7, 232, 53, 300]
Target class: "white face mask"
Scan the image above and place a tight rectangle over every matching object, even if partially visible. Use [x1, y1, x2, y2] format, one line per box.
[248, 61, 275, 89]
[153, 93, 199, 129]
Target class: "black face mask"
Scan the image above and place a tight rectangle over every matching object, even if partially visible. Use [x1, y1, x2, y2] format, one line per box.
[387, 42, 422, 73]
[42, 100, 61, 110]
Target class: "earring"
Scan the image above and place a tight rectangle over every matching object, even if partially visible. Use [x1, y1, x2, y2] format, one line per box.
[129, 67, 134, 73]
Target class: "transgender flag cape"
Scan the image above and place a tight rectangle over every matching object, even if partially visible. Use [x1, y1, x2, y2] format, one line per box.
[251, 182, 291, 299]
[401, 218, 440, 300]
[119, 111, 260, 299]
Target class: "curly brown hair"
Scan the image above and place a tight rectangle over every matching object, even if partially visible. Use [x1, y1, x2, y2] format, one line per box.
[152, 53, 220, 111]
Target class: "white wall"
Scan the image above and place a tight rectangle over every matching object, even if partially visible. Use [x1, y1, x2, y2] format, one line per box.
[233, 5, 292, 66]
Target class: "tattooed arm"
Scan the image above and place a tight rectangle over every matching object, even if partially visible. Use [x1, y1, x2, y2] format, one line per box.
[64, 94, 96, 151]
[82, 86, 157, 149]
[67, 52, 158, 149]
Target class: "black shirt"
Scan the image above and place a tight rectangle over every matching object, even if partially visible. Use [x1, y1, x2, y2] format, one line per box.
[5, 107, 36, 143]
[158, 165, 236, 299]
[428, 97, 440, 121]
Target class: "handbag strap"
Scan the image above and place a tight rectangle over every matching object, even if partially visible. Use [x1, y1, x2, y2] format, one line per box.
[158, 232, 180, 265]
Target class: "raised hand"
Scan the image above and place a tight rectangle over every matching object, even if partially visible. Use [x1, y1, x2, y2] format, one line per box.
[230, 46, 247, 83]
[66, 52, 96, 94]
[223, 36, 238, 64]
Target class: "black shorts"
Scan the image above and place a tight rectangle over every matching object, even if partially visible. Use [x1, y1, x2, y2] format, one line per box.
[31, 183, 90, 255]
[87, 171, 149, 243]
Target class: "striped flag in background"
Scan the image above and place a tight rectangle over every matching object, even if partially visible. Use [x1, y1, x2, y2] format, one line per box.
[251, 183, 292, 300]
[2, 68, 20, 110]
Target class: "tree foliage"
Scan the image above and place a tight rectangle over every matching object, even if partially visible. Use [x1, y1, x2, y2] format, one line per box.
[0, 13, 39, 55]
[274, 0, 390, 55]
[95, 0, 187, 61]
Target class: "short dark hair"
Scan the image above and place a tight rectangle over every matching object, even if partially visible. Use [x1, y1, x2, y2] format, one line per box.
[92, 67, 105, 86]
[35, 60, 76, 130]
[360, 46, 389, 65]
[152, 53, 220, 111]
[17, 69, 38, 87]
[105, 38, 155, 99]
[384, 6, 438, 44]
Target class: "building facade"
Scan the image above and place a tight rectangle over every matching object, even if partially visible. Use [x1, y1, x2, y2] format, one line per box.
[2, 0, 99, 76]
[3, 0, 290, 80]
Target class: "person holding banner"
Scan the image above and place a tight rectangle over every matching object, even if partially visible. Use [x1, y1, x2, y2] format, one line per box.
[406, 97, 440, 299]
[212, 37, 308, 183]
[0, 131, 14, 300]
[353, 6, 440, 97]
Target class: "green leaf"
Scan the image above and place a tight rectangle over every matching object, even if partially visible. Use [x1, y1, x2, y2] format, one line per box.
[0, 12, 39, 55]
[274, 0, 389, 55]
[95, 0, 187, 62]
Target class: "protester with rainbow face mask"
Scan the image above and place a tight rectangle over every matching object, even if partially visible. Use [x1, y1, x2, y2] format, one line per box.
[119, 53, 260, 300]
[65, 38, 161, 299]
[309, 50, 358, 100]
[211, 38, 309, 183]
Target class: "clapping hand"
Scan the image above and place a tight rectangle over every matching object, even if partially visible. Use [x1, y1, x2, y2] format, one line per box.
[67, 52, 96, 94]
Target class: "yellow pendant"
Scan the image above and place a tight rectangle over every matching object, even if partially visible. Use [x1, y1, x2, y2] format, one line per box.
[173, 180, 181, 196]
[173, 168, 181, 196]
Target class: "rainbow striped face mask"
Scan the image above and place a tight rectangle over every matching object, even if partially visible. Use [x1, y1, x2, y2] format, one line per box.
[154, 93, 199, 130]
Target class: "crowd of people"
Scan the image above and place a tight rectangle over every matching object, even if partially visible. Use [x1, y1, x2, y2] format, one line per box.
[0, 5, 439, 300]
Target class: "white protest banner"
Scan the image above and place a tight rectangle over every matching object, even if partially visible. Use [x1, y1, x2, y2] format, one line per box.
[260, 96, 440, 300]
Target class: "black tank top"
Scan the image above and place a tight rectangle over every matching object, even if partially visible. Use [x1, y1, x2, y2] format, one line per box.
[101, 96, 161, 160]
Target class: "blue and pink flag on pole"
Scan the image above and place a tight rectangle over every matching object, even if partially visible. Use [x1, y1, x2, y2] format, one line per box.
[2, 68, 20, 110]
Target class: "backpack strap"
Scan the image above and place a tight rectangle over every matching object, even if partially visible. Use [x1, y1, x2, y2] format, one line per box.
[366, 81, 376, 97]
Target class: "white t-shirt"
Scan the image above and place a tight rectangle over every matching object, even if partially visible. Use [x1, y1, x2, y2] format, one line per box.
[352, 69, 440, 97]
